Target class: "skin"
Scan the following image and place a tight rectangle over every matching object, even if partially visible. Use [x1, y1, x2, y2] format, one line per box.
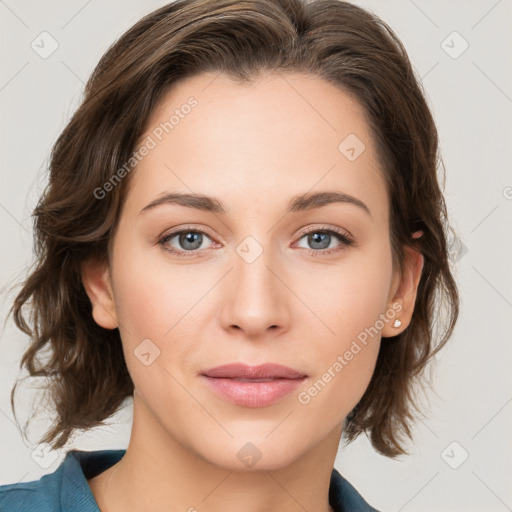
[81, 71, 423, 512]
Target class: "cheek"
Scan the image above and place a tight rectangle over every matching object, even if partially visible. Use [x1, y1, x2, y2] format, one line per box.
[109, 243, 217, 389]
[292, 244, 393, 415]
[111, 244, 208, 340]
[294, 241, 394, 348]
[110, 255, 202, 412]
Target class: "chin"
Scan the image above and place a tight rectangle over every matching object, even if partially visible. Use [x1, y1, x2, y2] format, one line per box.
[195, 435, 308, 472]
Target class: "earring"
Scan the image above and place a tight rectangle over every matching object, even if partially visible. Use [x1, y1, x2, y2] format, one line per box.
[393, 319, 402, 328]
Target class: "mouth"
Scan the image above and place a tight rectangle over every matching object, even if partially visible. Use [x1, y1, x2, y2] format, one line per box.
[200, 363, 308, 407]
[226, 378, 287, 382]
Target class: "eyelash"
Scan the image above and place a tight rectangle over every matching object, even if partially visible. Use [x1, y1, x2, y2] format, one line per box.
[157, 225, 354, 258]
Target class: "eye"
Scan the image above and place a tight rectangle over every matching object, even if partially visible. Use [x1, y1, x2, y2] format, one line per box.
[158, 224, 354, 258]
[158, 227, 216, 257]
[293, 225, 354, 256]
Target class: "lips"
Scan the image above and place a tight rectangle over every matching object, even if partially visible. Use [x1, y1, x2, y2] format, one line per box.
[201, 363, 307, 380]
[200, 363, 308, 407]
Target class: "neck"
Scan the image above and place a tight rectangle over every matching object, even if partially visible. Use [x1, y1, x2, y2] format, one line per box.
[88, 393, 341, 512]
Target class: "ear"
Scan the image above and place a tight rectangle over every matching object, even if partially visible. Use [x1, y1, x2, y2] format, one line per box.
[382, 244, 424, 338]
[80, 257, 118, 330]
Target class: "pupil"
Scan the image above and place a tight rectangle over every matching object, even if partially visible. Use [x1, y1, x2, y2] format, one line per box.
[181, 232, 202, 250]
[310, 232, 329, 249]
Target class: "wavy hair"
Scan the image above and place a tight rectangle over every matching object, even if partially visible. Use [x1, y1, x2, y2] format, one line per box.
[6, 0, 459, 457]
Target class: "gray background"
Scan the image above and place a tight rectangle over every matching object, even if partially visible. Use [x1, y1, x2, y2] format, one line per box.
[1, 1, 511, 510]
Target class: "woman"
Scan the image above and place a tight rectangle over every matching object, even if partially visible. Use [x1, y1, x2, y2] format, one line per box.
[0, 0, 458, 510]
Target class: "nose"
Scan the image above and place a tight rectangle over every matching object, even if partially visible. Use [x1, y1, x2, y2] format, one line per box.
[219, 243, 291, 339]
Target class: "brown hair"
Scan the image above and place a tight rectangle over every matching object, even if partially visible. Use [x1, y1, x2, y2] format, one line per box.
[7, 0, 458, 457]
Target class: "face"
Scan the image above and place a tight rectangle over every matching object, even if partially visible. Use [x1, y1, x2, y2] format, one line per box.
[83, 72, 421, 471]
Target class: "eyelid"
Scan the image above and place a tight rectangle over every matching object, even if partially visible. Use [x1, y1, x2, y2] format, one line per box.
[157, 224, 219, 256]
[293, 224, 354, 244]
[159, 224, 217, 240]
[158, 223, 354, 257]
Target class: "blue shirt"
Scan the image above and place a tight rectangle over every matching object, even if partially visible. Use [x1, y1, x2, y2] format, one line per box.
[0, 450, 380, 511]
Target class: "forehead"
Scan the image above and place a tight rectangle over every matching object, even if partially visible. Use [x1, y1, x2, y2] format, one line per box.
[124, 72, 388, 220]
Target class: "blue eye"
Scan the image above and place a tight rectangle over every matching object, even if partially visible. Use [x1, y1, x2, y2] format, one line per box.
[159, 228, 214, 256]
[293, 227, 353, 256]
[158, 225, 353, 257]
[297, 231, 346, 250]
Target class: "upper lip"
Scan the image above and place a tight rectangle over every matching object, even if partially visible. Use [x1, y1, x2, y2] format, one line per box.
[201, 363, 307, 379]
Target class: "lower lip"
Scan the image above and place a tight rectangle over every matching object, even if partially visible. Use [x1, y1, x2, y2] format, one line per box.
[201, 376, 306, 407]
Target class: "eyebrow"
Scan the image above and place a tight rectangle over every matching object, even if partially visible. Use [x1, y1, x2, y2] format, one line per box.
[139, 191, 371, 217]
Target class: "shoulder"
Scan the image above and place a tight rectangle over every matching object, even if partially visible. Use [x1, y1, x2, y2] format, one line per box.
[0, 449, 126, 512]
[0, 464, 64, 511]
[330, 467, 381, 512]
